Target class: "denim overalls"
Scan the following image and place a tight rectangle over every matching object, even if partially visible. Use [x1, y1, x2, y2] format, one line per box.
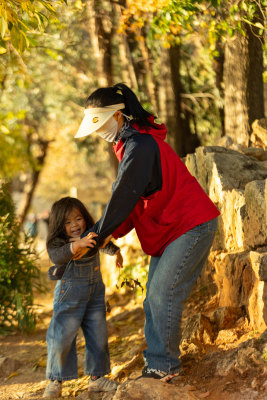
[46, 253, 110, 381]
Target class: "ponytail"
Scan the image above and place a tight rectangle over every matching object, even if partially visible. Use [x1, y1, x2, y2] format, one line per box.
[85, 83, 156, 128]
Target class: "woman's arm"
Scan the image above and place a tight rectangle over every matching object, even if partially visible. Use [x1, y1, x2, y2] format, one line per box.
[100, 239, 123, 268]
[82, 134, 159, 248]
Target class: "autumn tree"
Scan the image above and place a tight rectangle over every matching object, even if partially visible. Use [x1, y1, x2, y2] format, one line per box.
[223, 1, 265, 146]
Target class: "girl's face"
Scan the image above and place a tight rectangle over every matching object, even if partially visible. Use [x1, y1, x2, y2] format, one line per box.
[64, 207, 86, 238]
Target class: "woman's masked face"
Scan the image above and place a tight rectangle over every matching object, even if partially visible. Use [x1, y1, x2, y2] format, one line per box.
[95, 116, 118, 142]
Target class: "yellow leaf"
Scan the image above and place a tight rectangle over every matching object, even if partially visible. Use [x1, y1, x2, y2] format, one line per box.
[7, 371, 20, 379]
[0, 46, 7, 54]
[38, 358, 47, 367]
[0, 125, 9, 134]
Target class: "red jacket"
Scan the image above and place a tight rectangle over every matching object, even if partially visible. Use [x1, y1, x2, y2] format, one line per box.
[83, 121, 220, 257]
[111, 122, 220, 256]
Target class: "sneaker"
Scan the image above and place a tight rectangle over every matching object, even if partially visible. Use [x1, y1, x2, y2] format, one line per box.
[142, 367, 181, 383]
[43, 380, 62, 398]
[88, 376, 118, 392]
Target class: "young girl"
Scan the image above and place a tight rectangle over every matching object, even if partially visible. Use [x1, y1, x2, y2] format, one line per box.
[43, 197, 122, 399]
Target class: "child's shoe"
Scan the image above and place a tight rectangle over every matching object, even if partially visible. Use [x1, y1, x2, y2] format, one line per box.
[88, 376, 118, 392]
[43, 380, 62, 398]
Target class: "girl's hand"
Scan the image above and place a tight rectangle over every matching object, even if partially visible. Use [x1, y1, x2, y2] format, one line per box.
[70, 232, 98, 253]
[115, 250, 123, 268]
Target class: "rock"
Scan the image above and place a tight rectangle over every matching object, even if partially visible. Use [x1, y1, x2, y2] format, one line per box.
[218, 189, 246, 251]
[212, 306, 243, 330]
[235, 346, 263, 375]
[249, 249, 267, 281]
[216, 354, 236, 377]
[211, 251, 252, 308]
[103, 392, 117, 400]
[215, 135, 233, 147]
[211, 250, 267, 330]
[243, 179, 267, 249]
[185, 146, 267, 202]
[113, 378, 198, 400]
[185, 146, 267, 332]
[0, 356, 22, 378]
[185, 146, 267, 253]
[247, 252, 267, 329]
[215, 329, 239, 345]
[216, 337, 265, 377]
[251, 118, 267, 148]
[241, 147, 267, 161]
[181, 313, 215, 351]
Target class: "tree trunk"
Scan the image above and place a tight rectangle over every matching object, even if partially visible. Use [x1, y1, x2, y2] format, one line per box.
[168, 44, 185, 156]
[224, 23, 264, 146]
[213, 40, 225, 136]
[85, 0, 108, 86]
[85, 0, 118, 175]
[18, 140, 50, 229]
[138, 33, 158, 113]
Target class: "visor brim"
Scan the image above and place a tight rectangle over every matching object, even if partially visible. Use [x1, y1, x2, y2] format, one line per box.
[74, 103, 125, 139]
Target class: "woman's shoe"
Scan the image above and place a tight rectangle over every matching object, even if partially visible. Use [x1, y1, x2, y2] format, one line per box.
[141, 367, 181, 383]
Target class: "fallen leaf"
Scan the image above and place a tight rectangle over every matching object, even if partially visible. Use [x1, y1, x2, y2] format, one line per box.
[198, 391, 211, 398]
[7, 371, 20, 379]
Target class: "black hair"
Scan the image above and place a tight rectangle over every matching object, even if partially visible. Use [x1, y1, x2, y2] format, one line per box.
[46, 197, 94, 248]
[85, 83, 156, 129]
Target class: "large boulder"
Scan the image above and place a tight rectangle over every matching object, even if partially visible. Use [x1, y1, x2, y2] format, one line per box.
[210, 249, 267, 330]
[113, 378, 198, 400]
[185, 146, 267, 331]
[185, 146, 267, 252]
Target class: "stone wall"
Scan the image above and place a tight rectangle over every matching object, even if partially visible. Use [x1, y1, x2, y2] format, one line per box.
[185, 144, 267, 331]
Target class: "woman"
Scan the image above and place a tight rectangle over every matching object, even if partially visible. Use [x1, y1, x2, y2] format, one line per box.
[74, 83, 220, 382]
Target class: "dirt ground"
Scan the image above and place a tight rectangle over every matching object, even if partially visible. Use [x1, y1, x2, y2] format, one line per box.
[0, 259, 266, 400]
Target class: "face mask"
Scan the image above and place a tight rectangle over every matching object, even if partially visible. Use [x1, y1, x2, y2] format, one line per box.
[96, 116, 118, 142]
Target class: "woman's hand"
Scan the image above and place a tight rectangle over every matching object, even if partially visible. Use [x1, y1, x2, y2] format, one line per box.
[72, 248, 89, 260]
[99, 234, 112, 249]
[115, 250, 123, 268]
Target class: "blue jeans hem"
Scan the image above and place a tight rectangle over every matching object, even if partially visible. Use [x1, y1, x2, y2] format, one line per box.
[85, 369, 111, 376]
[47, 374, 77, 381]
[143, 353, 182, 372]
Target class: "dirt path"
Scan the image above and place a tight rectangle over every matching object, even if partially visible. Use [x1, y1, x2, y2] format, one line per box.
[0, 262, 266, 400]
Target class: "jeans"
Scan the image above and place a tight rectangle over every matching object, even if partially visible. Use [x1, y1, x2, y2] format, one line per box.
[46, 253, 110, 381]
[143, 217, 218, 372]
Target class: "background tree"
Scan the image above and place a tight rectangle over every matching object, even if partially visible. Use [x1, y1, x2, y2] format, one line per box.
[223, 1, 265, 146]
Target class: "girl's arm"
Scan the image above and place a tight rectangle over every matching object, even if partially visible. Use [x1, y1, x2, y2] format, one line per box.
[47, 243, 73, 265]
[48, 233, 98, 264]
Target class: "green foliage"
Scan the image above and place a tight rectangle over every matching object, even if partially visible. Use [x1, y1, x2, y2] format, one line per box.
[0, 185, 44, 334]
[116, 255, 149, 296]
[0, 110, 31, 179]
[149, 0, 266, 54]
[0, 0, 66, 54]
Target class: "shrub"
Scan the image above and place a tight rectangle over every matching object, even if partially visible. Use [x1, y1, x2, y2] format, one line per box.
[0, 184, 43, 334]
